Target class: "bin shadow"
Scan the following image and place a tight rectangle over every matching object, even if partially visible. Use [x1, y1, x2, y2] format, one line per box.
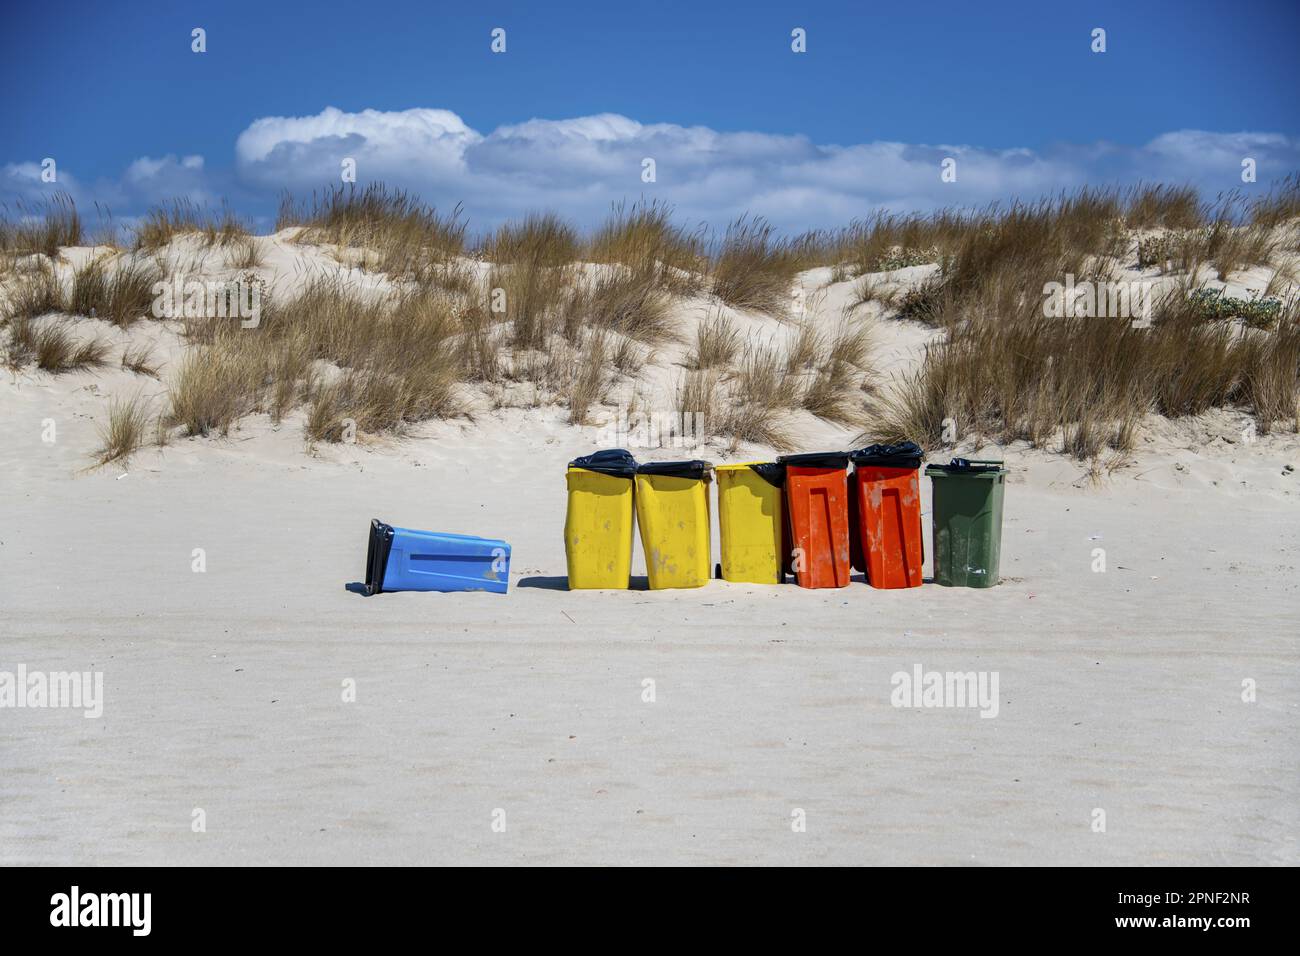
[517, 575, 651, 591]
[345, 582, 372, 596]
[853, 573, 937, 587]
[516, 575, 568, 590]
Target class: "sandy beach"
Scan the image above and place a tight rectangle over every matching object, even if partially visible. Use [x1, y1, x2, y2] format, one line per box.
[3, 233, 1297, 866]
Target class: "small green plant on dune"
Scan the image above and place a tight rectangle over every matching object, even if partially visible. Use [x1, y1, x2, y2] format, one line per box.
[1137, 231, 1198, 269]
[1187, 288, 1284, 329]
[869, 246, 940, 272]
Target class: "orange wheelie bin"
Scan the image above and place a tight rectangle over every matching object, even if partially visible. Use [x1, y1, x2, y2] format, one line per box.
[777, 452, 852, 589]
[850, 442, 924, 589]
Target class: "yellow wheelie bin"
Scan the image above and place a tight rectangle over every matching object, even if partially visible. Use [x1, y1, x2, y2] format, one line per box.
[565, 449, 638, 589]
[715, 462, 785, 584]
[634, 460, 713, 589]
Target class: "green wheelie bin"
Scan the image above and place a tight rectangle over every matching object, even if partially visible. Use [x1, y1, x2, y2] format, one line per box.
[924, 458, 1007, 588]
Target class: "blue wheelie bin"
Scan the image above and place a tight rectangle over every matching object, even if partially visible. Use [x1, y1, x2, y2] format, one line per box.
[364, 519, 511, 594]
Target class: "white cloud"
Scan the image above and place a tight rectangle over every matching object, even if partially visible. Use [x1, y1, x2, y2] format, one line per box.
[125, 154, 204, 183]
[1139, 130, 1291, 179]
[6, 106, 1299, 232]
[228, 107, 1300, 230]
[2, 160, 81, 204]
[235, 106, 479, 187]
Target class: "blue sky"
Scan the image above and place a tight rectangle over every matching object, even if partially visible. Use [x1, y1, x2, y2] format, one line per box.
[3, 0, 1298, 232]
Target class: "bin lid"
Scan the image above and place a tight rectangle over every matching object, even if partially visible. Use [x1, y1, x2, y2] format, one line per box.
[925, 457, 1006, 476]
[777, 451, 850, 469]
[717, 460, 774, 481]
[364, 519, 395, 596]
[849, 441, 923, 468]
[569, 448, 638, 478]
[636, 459, 712, 480]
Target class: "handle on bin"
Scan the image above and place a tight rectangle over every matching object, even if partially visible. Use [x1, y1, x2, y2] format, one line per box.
[949, 457, 1006, 471]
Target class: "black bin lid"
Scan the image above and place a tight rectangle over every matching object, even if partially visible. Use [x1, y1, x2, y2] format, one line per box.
[636, 459, 712, 480]
[569, 448, 638, 478]
[776, 451, 850, 469]
[750, 462, 785, 487]
[926, 457, 1006, 475]
[364, 519, 395, 596]
[849, 441, 923, 468]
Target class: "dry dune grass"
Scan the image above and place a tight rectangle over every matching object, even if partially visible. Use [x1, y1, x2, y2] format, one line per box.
[9, 316, 110, 373]
[866, 290, 1300, 456]
[3, 254, 160, 329]
[686, 310, 742, 370]
[277, 184, 466, 281]
[484, 213, 580, 351]
[1236, 321, 1300, 432]
[587, 199, 706, 298]
[566, 327, 611, 425]
[134, 199, 251, 252]
[825, 209, 971, 277]
[474, 208, 688, 412]
[585, 267, 675, 344]
[847, 184, 1300, 457]
[1189, 219, 1281, 279]
[1123, 183, 1205, 231]
[810, 182, 1266, 282]
[166, 343, 263, 437]
[1141, 220, 1283, 280]
[157, 197, 694, 442]
[708, 347, 795, 450]
[151, 197, 867, 447]
[850, 273, 905, 311]
[709, 216, 802, 317]
[679, 311, 876, 451]
[934, 192, 1129, 316]
[456, 305, 503, 384]
[1249, 174, 1300, 229]
[3, 317, 37, 370]
[0, 193, 83, 258]
[93, 393, 154, 466]
[5, 260, 66, 320]
[68, 256, 161, 327]
[163, 273, 492, 443]
[120, 341, 159, 377]
[3, 181, 1298, 461]
[227, 235, 264, 270]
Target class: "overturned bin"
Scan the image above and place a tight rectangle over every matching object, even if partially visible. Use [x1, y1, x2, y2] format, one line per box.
[365, 520, 510, 595]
